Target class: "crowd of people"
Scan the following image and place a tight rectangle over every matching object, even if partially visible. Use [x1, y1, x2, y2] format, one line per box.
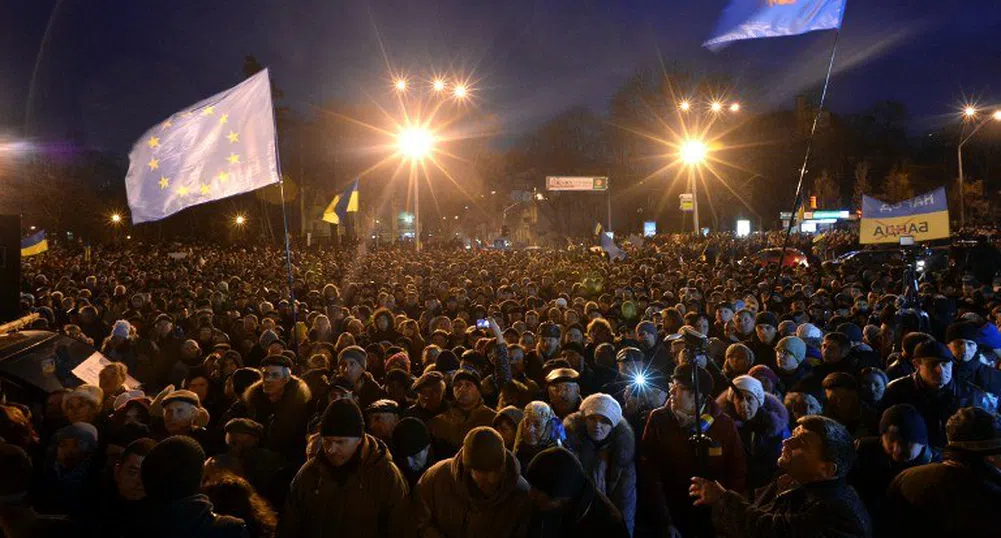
[2, 230, 1000, 538]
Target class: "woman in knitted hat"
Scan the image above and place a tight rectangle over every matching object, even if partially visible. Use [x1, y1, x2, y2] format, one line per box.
[514, 401, 564, 471]
[562, 393, 637, 536]
[717, 375, 789, 495]
[62, 385, 104, 426]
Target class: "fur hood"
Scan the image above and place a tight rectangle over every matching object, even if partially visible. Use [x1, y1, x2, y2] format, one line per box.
[562, 410, 635, 466]
[716, 391, 788, 438]
[243, 375, 312, 414]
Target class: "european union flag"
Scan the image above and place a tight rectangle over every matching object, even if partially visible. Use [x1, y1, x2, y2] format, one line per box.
[322, 179, 360, 225]
[21, 230, 48, 257]
[704, 0, 846, 50]
[125, 69, 281, 223]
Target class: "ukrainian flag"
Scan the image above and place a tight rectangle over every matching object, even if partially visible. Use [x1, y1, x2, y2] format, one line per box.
[21, 230, 48, 257]
[860, 187, 950, 245]
[322, 179, 359, 225]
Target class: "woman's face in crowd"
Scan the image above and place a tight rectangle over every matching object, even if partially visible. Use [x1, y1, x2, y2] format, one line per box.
[585, 415, 613, 442]
[523, 415, 548, 446]
[862, 373, 886, 403]
[732, 391, 760, 422]
[63, 396, 98, 424]
[567, 328, 584, 345]
[187, 376, 210, 402]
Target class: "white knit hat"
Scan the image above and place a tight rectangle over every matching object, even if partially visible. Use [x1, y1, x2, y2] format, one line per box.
[65, 384, 104, 408]
[580, 393, 622, 428]
[731, 375, 765, 407]
[796, 323, 823, 341]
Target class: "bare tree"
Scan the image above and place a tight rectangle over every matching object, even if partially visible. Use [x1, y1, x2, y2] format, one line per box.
[882, 165, 915, 203]
[813, 169, 841, 208]
[852, 160, 871, 209]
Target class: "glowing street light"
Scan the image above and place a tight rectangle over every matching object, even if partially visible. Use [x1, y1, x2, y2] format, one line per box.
[993, 110, 1001, 121]
[680, 139, 708, 165]
[235, 215, 246, 226]
[730, 103, 741, 112]
[432, 79, 446, 92]
[453, 84, 468, 99]
[964, 106, 978, 119]
[397, 126, 435, 160]
[958, 106, 1001, 226]
[110, 213, 122, 224]
[679, 100, 691, 111]
[710, 102, 724, 113]
[394, 79, 408, 92]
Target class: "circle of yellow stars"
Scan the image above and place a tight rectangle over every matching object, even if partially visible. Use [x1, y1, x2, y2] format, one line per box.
[148, 104, 243, 198]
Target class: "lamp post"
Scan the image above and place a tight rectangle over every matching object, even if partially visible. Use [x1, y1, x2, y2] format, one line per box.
[680, 139, 708, 233]
[397, 126, 436, 251]
[957, 107, 1001, 228]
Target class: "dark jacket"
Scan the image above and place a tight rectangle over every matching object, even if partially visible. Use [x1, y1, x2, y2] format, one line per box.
[427, 401, 496, 458]
[528, 486, 629, 538]
[718, 392, 790, 494]
[887, 452, 1001, 537]
[563, 411, 637, 536]
[849, 437, 938, 536]
[355, 371, 388, 410]
[242, 376, 313, 463]
[710, 474, 872, 538]
[881, 374, 993, 449]
[282, 435, 413, 538]
[415, 448, 532, 538]
[638, 400, 746, 537]
[777, 362, 820, 400]
[643, 341, 674, 380]
[953, 357, 1001, 399]
[144, 494, 248, 538]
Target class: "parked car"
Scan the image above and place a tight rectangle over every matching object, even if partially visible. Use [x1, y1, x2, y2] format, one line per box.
[823, 246, 948, 274]
[743, 247, 809, 268]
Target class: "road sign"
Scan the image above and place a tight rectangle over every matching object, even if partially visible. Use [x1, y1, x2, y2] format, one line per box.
[546, 176, 609, 191]
[679, 193, 694, 212]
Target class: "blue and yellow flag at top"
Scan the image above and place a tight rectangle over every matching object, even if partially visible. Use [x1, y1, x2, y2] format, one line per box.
[860, 187, 950, 245]
[125, 70, 281, 224]
[704, 0, 846, 50]
[322, 180, 359, 225]
[21, 230, 48, 257]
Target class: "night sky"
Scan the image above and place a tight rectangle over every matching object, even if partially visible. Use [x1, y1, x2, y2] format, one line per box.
[2, 0, 1000, 153]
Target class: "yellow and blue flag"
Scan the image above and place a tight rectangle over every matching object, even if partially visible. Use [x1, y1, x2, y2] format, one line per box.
[125, 69, 281, 224]
[322, 180, 359, 225]
[860, 187, 950, 245]
[704, 0, 847, 50]
[21, 230, 48, 257]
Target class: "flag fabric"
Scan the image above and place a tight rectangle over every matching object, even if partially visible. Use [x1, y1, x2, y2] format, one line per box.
[600, 232, 626, 261]
[594, 222, 604, 236]
[322, 179, 360, 225]
[859, 187, 950, 244]
[21, 230, 48, 257]
[703, 0, 847, 50]
[125, 69, 281, 224]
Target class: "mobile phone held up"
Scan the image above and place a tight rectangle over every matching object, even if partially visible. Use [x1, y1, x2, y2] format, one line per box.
[476, 319, 490, 329]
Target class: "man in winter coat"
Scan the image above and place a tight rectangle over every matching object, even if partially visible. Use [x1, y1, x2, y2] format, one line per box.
[338, 346, 387, 410]
[887, 407, 1001, 537]
[850, 404, 939, 536]
[241, 354, 313, 463]
[427, 370, 496, 458]
[140, 436, 249, 538]
[882, 341, 994, 448]
[638, 364, 746, 538]
[282, 399, 413, 538]
[946, 321, 1001, 404]
[717, 375, 790, 495]
[562, 393, 637, 536]
[636, 321, 673, 379]
[773, 336, 820, 399]
[405, 371, 450, 424]
[415, 426, 533, 538]
[524, 447, 629, 538]
[690, 415, 872, 538]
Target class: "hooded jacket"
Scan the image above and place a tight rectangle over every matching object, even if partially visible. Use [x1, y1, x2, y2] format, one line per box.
[144, 494, 247, 538]
[427, 400, 496, 458]
[717, 391, 790, 494]
[282, 435, 413, 538]
[562, 411, 637, 536]
[242, 376, 313, 463]
[415, 448, 532, 538]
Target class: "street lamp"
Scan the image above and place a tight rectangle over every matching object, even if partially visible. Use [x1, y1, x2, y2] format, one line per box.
[397, 126, 436, 251]
[710, 102, 723, 113]
[453, 84, 468, 99]
[730, 103, 741, 112]
[394, 79, 407, 92]
[679, 100, 691, 112]
[958, 108, 1001, 227]
[110, 213, 122, 224]
[432, 79, 446, 93]
[235, 215, 246, 226]
[679, 139, 709, 233]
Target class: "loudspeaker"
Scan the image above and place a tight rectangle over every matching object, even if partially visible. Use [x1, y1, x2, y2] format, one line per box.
[0, 215, 21, 323]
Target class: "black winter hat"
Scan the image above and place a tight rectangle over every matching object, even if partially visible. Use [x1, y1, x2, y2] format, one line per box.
[671, 364, 713, 394]
[320, 398, 365, 438]
[392, 417, 431, 458]
[754, 312, 778, 328]
[141, 436, 205, 502]
[225, 418, 264, 438]
[822, 372, 859, 392]
[913, 341, 954, 363]
[539, 322, 561, 339]
[231, 368, 263, 396]
[879, 404, 928, 445]
[261, 354, 293, 370]
[525, 447, 586, 499]
[836, 323, 863, 343]
[0, 443, 33, 498]
[945, 322, 979, 344]
[461, 427, 506, 471]
[452, 368, 482, 388]
[946, 406, 1001, 455]
[435, 350, 460, 372]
